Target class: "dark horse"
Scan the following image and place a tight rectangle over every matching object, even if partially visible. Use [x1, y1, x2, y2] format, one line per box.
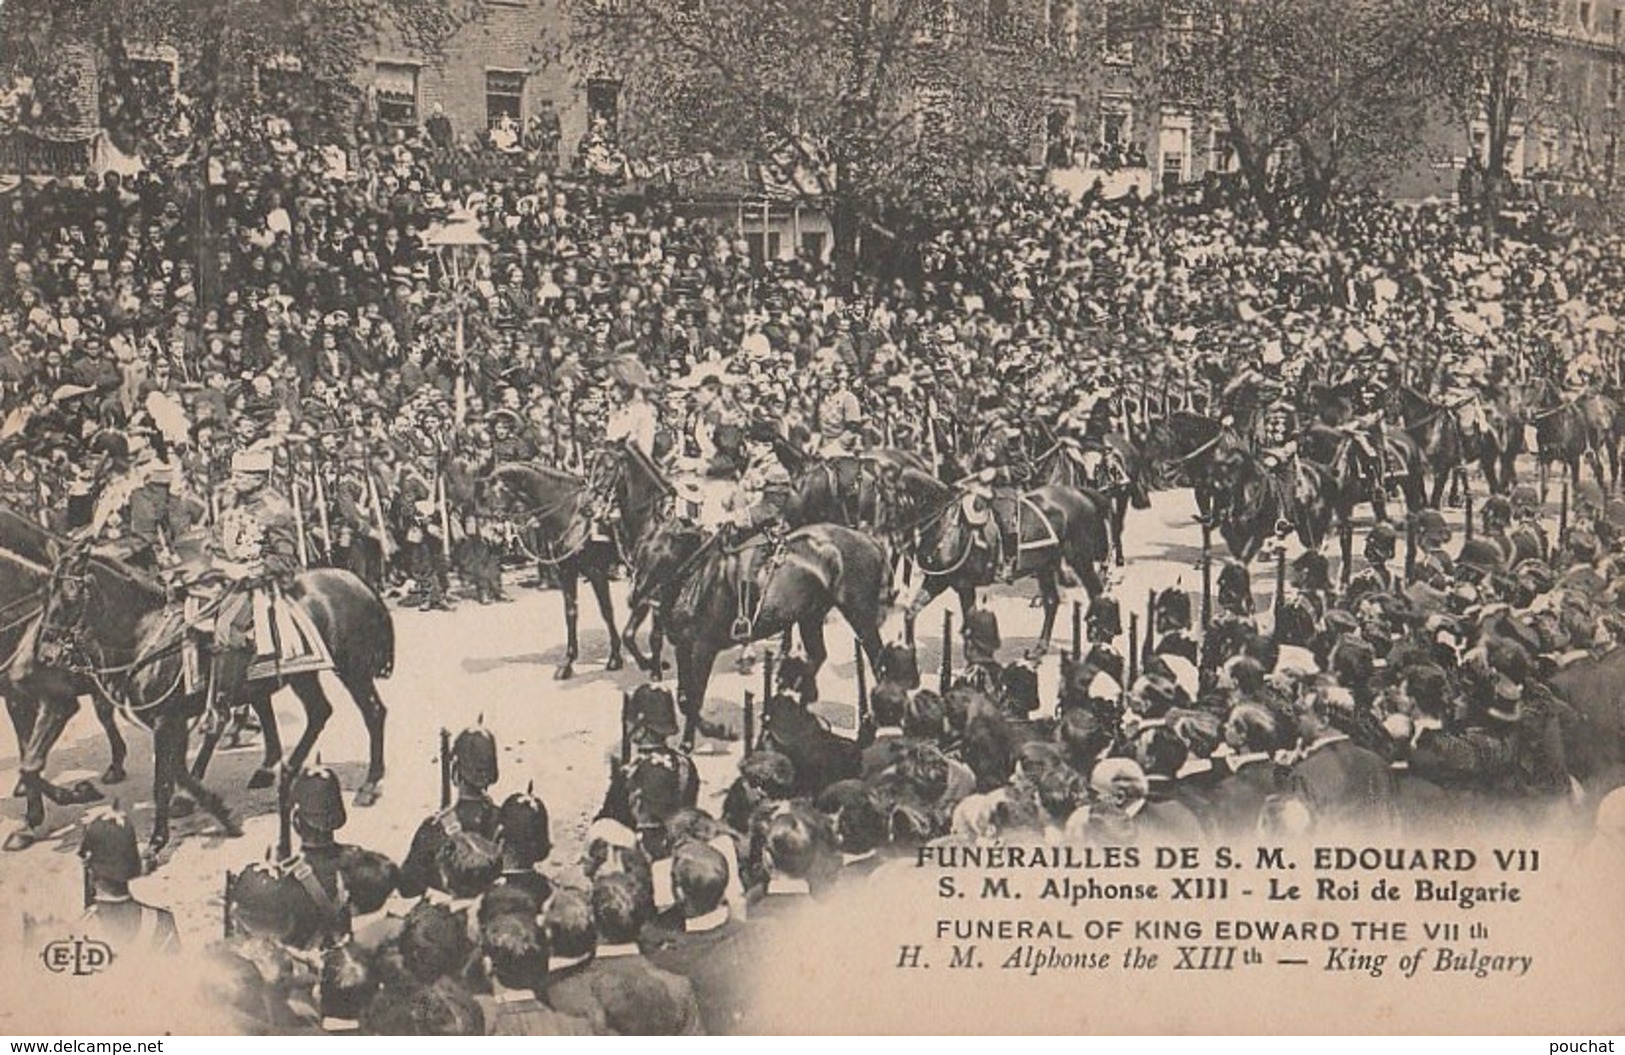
[1143, 411, 1335, 561]
[1034, 433, 1152, 568]
[0, 507, 126, 850]
[1519, 378, 1619, 502]
[625, 520, 893, 748]
[764, 432, 931, 535]
[1380, 385, 1521, 506]
[480, 443, 673, 680]
[29, 546, 394, 855]
[886, 467, 1108, 655]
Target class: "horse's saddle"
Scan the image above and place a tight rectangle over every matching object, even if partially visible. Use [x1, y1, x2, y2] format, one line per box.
[169, 583, 333, 694]
[956, 489, 1059, 563]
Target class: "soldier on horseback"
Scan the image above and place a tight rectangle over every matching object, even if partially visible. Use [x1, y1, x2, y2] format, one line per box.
[188, 448, 301, 732]
[1258, 400, 1301, 538]
[960, 465, 1015, 583]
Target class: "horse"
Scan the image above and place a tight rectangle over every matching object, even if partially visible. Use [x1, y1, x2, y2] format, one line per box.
[1034, 432, 1152, 567]
[1297, 423, 1425, 587]
[885, 467, 1108, 655]
[1382, 386, 1474, 507]
[0, 507, 125, 850]
[625, 519, 892, 748]
[1204, 444, 1339, 562]
[28, 545, 394, 855]
[1518, 378, 1619, 502]
[479, 443, 672, 680]
[1545, 646, 1625, 806]
[1140, 411, 1249, 523]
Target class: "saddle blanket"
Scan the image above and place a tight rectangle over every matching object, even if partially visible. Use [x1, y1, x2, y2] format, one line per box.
[180, 591, 334, 694]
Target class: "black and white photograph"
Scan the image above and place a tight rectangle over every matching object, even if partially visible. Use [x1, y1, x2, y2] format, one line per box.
[0, 0, 1623, 1037]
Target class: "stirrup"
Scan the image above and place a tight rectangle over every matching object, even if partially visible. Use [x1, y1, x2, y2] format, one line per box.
[730, 617, 754, 642]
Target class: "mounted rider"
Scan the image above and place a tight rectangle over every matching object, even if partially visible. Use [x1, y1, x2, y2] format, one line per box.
[960, 465, 1015, 581]
[185, 448, 301, 731]
[1056, 390, 1129, 492]
[1257, 399, 1301, 538]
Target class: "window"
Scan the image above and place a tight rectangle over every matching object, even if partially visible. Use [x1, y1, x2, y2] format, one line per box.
[1580, 1, 1593, 28]
[1100, 98, 1132, 145]
[1160, 121, 1189, 191]
[1046, 0, 1075, 50]
[1046, 103, 1076, 167]
[375, 63, 419, 125]
[1614, 6, 1622, 34]
[1104, 2, 1136, 65]
[986, 0, 1017, 43]
[916, 0, 957, 41]
[800, 231, 826, 261]
[586, 78, 620, 138]
[746, 231, 781, 265]
[1611, 64, 1622, 104]
[1209, 128, 1236, 173]
[486, 70, 524, 127]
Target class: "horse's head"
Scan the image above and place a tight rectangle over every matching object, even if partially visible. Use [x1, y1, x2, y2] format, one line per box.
[35, 541, 97, 671]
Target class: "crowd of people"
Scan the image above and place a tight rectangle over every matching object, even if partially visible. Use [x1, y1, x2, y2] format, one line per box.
[7, 92, 1625, 1035]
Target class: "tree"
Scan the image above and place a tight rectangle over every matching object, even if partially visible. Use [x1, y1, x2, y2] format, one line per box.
[561, 0, 1094, 283]
[1, 0, 475, 152]
[1430, 0, 1562, 233]
[1155, 0, 1449, 227]
[3, 0, 476, 306]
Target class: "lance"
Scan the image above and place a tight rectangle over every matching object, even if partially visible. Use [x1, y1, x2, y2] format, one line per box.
[1560, 475, 1570, 536]
[619, 691, 634, 765]
[1273, 544, 1288, 621]
[743, 690, 756, 755]
[436, 469, 453, 566]
[276, 765, 293, 862]
[289, 452, 309, 570]
[854, 634, 868, 727]
[82, 857, 94, 911]
[1070, 599, 1082, 660]
[1464, 490, 1475, 542]
[365, 461, 394, 563]
[1142, 588, 1156, 672]
[439, 728, 453, 809]
[1404, 512, 1417, 584]
[1200, 518, 1213, 632]
[313, 456, 332, 564]
[1127, 612, 1139, 691]
[939, 608, 953, 693]
[222, 870, 235, 940]
[763, 649, 776, 704]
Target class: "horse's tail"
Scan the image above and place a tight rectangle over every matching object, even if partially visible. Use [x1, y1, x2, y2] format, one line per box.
[374, 605, 396, 680]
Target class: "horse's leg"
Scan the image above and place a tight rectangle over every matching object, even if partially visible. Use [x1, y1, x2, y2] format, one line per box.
[168, 718, 239, 839]
[796, 615, 828, 705]
[282, 674, 333, 776]
[242, 687, 282, 790]
[587, 565, 623, 672]
[89, 693, 127, 785]
[336, 665, 388, 807]
[21, 696, 99, 806]
[7, 694, 39, 797]
[1029, 566, 1061, 661]
[1113, 494, 1128, 567]
[147, 715, 180, 858]
[902, 577, 948, 649]
[556, 561, 580, 680]
[1539, 454, 1549, 505]
[622, 601, 654, 674]
[674, 641, 706, 751]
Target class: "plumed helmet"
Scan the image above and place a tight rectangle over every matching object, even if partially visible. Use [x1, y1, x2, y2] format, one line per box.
[963, 608, 1001, 662]
[79, 805, 142, 884]
[1456, 537, 1506, 578]
[288, 765, 347, 834]
[230, 862, 307, 942]
[497, 787, 552, 866]
[452, 723, 499, 788]
[629, 683, 679, 739]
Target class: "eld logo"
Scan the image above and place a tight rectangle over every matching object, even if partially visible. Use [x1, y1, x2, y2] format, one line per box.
[39, 935, 115, 976]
